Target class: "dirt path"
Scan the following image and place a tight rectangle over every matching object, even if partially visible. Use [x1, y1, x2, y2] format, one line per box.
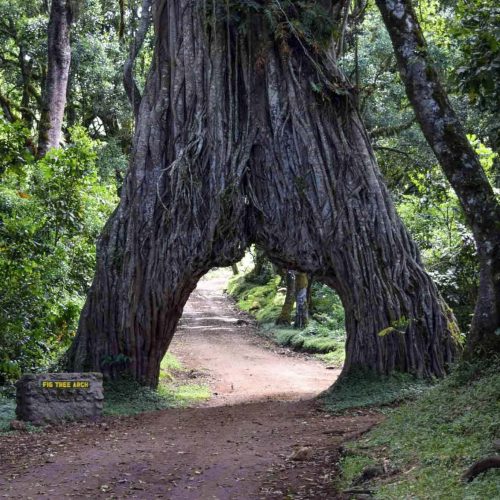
[170, 273, 338, 406]
[0, 273, 381, 499]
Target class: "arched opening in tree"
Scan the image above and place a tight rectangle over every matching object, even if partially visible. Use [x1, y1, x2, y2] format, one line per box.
[66, 0, 460, 387]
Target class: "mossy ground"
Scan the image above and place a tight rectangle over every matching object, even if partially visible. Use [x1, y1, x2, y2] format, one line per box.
[227, 270, 346, 366]
[334, 359, 500, 498]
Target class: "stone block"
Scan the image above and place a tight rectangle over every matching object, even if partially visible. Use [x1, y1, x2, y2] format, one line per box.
[16, 373, 104, 424]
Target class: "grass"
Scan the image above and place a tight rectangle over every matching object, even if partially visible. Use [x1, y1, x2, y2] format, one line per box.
[321, 368, 432, 413]
[0, 395, 15, 432]
[0, 353, 211, 426]
[335, 359, 500, 498]
[227, 270, 346, 366]
[104, 353, 210, 416]
[103, 379, 210, 417]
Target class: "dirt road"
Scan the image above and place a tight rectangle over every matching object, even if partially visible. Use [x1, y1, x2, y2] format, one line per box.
[0, 273, 380, 499]
[170, 273, 337, 406]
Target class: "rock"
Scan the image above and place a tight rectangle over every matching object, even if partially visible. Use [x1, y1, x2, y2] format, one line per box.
[235, 319, 249, 326]
[289, 446, 314, 461]
[354, 464, 385, 484]
[16, 373, 104, 425]
[9, 419, 27, 431]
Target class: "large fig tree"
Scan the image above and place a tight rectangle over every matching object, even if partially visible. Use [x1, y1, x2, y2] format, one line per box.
[67, 0, 459, 387]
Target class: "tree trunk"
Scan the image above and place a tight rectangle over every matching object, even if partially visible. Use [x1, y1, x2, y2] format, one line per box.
[37, 0, 73, 157]
[249, 247, 266, 280]
[376, 0, 500, 357]
[294, 273, 309, 329]
[67, 1, 459, 386]
[231, 263, 239, 275]
[276, 270, 296, 325]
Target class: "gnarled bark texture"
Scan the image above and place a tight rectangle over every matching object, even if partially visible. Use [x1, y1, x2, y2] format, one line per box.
[67, 1, 459, 387]
[376, 0, 500, 357]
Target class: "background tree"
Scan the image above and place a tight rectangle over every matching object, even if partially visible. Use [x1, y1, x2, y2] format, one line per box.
[376, 0, 500, 356]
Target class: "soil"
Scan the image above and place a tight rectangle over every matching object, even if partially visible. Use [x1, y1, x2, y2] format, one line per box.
[0, 272, 381, 499]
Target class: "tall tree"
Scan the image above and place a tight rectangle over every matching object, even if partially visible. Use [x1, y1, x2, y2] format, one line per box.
[67, 1, 459, 387]
[276, 271, 296, 325]
[376, 0, 500, 357]
[37, 0, 73, 157]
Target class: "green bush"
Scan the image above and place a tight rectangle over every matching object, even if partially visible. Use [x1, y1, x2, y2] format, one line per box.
[0, 123, 118, 384]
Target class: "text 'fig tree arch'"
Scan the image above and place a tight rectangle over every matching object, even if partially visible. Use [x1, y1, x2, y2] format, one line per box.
[67, 0, 459, 387]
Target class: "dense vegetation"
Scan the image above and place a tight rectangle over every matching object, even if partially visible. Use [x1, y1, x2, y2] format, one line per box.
[335, 359, 500, 497]
[0, 0, 498, 496]
[0, 0, 497, 385]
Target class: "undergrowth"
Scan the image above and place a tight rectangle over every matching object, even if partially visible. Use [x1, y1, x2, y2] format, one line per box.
[336, 359, 500, 498]
[321, 368, 432, 413]
[227, 271, 346, 366]
[0, 396, 15, 432]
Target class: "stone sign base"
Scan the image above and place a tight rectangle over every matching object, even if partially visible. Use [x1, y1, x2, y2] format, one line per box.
[16, 373, 104, 424]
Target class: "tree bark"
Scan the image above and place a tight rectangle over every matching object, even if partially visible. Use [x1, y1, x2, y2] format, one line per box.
[276, 270, 296, 325]
[376, 0, 500, 357]
[294, 273, 309, 329]
[67, 1, 459, 386]
[37, 0, 73, 157]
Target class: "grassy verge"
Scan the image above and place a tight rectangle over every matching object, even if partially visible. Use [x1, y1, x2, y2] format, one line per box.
[335, 359, 500, 498]
[321, 368, 432, 413]
[227, 271, 346, 367]
[103, 353, 210, 416]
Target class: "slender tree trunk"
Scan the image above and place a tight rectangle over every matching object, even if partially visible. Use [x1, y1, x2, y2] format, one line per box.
[37, 0, 73, 157]
[276, 270, 296, 325]
[67, 1, 459, 386]
[231, 263, 239, 275]
[294, 273, 309, 329]
[376, 0, 500, 357]
[123, 0, 153, 120]
[249, 248, 266, 280]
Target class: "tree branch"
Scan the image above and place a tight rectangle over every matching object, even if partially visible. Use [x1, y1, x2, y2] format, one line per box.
[123, 0, 153, 120]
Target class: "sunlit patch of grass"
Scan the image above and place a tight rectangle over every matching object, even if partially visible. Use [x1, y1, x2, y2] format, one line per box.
[316, 349, 345, 367]
[337, 359, 500, 498]
[105, 353, 210, 416]
[227, 270, 347, 364]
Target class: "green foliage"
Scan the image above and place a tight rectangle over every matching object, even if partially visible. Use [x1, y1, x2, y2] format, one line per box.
[337, 359, 500, 498]
[453, 1, 500, 113]
[228, 264, 346, 364]
[228, 273, 283, 323]
[322, 369, 431, 413]
[205, 0, 334, 49]
[0, 395, 16, 432]
[0, 124, 117, 384]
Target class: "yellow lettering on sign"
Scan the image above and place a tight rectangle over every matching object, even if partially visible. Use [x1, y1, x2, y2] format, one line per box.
[40, 380, 91, 389]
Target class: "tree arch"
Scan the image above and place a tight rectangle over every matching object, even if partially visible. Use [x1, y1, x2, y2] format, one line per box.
[66, 0, 459, 387]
